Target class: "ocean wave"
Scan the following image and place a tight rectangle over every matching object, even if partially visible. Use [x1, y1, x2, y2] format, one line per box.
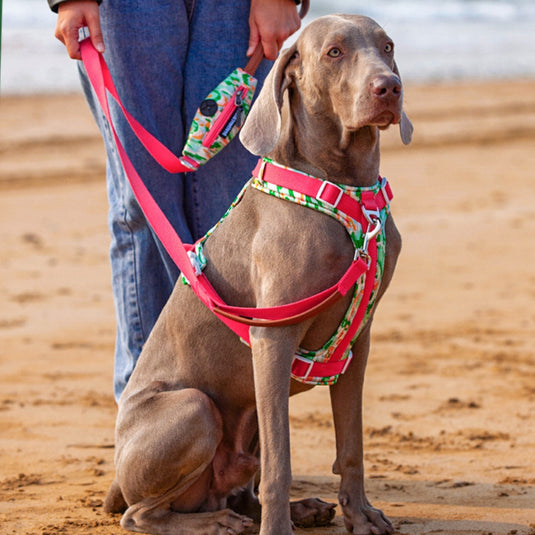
[310, 0, 535, 22]
[2, 0, 535, 93]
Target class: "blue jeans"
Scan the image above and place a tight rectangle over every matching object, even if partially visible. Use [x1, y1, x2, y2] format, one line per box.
[79, 0, 271, 401]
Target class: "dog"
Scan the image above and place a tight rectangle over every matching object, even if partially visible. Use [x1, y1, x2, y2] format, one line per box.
[103, 14, 413, 535]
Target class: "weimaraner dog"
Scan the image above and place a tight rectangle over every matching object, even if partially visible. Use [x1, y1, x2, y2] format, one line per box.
[104, 14, 413, 535]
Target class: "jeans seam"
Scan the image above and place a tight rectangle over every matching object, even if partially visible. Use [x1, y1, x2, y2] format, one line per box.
[186, 0, 196, 21]
[123, 203, 147, 351]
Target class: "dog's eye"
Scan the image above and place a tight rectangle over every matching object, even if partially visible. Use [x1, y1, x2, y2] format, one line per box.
[327, 48, 342, 58]
[384, 43, 394, 53]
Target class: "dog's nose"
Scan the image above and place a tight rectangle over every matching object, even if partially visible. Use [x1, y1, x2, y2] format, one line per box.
[370, 75, 402, 100]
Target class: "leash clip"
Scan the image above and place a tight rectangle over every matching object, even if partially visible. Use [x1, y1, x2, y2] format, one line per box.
[355, 209, 382, 266]
[361, 206, 381, 226]
[361, 207, 382, 247]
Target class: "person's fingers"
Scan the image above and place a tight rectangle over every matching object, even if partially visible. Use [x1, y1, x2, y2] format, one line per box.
[55, 1, 103, 60]
[247, 21, 260, 57]
[248, 0, 302, 60]
[55, 17, 83, 59]
[86, 8, 105, 53]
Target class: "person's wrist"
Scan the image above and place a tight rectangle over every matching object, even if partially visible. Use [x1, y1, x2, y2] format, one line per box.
[49, 0, 101, 14]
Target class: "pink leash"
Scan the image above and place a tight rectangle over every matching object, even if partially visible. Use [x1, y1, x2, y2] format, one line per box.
[80, 38, 384, 379]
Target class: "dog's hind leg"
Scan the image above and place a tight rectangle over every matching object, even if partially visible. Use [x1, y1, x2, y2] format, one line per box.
[103, 479, 127, 513]
[121, 502, 252, 535]
[115, 387, 253, 535]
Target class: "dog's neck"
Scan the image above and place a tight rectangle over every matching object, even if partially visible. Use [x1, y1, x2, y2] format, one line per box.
[267, 91, 381, 188]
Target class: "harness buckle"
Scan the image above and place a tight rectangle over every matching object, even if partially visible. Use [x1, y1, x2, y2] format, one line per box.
[257, 159, 268, 181]
[316, 180, 344, 209]
[187, 250, 203, 277]
[380, 177, 391, 212]
[292, 354, 317, 380]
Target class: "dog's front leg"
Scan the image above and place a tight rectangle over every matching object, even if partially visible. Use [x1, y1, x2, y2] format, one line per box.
[249, 326, 297, 535]
[330, 327, 394, 535]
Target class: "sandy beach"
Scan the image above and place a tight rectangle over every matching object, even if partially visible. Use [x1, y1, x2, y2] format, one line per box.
[1, 79, 534, 534]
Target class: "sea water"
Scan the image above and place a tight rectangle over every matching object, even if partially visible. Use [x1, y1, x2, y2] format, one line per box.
[1, 0, 535, 94]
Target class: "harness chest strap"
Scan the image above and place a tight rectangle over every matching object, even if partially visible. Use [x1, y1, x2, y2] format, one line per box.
[183, 159, 391, 383]
[290, 237, 379, 382]
[253, 159, 393, 221]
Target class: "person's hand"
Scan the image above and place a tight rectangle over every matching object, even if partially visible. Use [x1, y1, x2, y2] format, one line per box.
[55, 0, 104, 60]
[248, 0, 301, 61]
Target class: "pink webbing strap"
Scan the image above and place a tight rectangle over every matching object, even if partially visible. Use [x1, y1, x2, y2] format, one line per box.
[253, 160, 393, 218]
[81, 39, 195, 174]
[212, 257, 368, 326]
[291, 237, 378, 380]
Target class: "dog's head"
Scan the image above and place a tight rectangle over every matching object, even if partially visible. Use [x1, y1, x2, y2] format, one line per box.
[240, 14, 413, 156]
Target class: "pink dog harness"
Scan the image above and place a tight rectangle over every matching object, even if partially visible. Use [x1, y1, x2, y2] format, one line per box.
[185, 159, 392, 385]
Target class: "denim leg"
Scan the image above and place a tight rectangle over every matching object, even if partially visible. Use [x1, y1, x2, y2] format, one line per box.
[183, 0, 273, 237]
[79, 0, 272, 401]
[79, 0, 191, 400]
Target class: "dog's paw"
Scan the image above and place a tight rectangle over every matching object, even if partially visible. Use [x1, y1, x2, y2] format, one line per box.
[342, 503, 394, 535]
[290, 497, 337, 527]
[216, 510, 254, 534]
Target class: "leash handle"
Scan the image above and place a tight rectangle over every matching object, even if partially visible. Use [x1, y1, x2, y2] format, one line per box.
[244, 43, 264, 75]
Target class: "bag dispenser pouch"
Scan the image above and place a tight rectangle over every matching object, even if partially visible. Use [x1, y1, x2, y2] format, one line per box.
[180, 68, 258, 170]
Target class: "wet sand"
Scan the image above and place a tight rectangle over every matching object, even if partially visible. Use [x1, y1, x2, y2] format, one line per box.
[1, 79, 534, 534]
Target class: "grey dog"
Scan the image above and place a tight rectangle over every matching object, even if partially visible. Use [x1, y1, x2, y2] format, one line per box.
[104, 14, 413, 535]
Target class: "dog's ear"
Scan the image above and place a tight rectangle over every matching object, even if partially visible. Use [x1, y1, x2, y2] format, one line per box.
[240, 44, 298, 156]
[393, 61, 414, 145]
[399, 111, 413, 145]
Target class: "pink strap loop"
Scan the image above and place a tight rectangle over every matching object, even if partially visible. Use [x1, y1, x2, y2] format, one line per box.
[81, 39, 194, 174]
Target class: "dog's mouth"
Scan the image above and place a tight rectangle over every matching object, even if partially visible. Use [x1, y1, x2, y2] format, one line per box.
[344, 106, 402, 132]
[370, 110, 400, 128]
